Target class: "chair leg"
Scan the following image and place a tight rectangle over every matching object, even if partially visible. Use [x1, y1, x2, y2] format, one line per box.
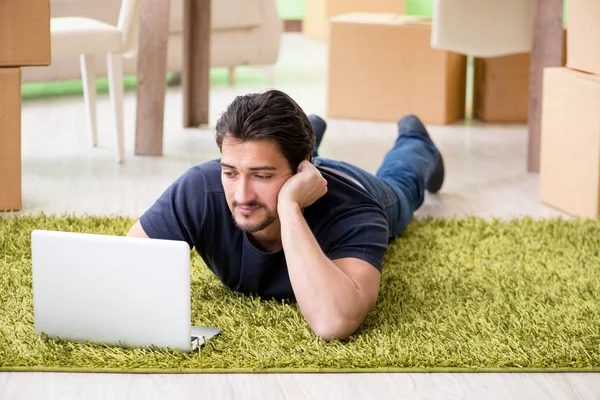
[80, 54, 98, 147]
[227, 66, 235, 86]
[107, 53, 125, 164]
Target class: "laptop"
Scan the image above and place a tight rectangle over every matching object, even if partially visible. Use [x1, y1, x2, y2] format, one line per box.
[31, 229, 220, 353]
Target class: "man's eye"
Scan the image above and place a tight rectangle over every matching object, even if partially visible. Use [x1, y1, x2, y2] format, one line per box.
[256, 175, 271, 180]
[223, 171, 236, 178]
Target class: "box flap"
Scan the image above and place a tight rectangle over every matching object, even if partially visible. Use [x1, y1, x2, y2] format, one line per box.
[564, 67, 600, 85]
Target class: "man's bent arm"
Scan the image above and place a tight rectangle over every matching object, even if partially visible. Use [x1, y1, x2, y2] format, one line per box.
[278, 201, 381, 341]
[127, 220, 149, 238]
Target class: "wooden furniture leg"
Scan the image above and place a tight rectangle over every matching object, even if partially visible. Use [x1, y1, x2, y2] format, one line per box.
[527, 0, 564, 173]
[0, 68, 22, 211]
[182, 0, 211, 127]
[134, 0, 170, 156]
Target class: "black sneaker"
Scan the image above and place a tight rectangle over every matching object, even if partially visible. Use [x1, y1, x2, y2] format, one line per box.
[308, 114, 327, 158]
[397, 115, 445, 193]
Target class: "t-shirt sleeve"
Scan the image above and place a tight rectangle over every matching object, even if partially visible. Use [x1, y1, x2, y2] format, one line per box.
[139, 167, 206, 249]
[320, 207, 389, 272]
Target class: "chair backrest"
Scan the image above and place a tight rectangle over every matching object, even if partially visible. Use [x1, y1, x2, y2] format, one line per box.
[117, 0, 141, 58]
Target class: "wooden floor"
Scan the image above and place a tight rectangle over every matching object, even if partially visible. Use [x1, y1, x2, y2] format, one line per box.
[1, 372, 600, 399]
[3, 34, 595, 400]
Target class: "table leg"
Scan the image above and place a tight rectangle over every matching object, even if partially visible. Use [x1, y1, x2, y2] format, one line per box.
[134, 0, 170, 156]
[527, 0, 564, 173]
[0, 68, 22, 211]
[182, 0, 211, 127]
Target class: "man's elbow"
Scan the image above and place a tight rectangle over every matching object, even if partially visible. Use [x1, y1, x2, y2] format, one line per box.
[311, 318, 361, 342]
[127, 220, 149, 238]
[309, 298, 374, 341]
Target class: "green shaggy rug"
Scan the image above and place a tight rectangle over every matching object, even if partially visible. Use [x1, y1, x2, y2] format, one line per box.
[1, 214, 599, 373]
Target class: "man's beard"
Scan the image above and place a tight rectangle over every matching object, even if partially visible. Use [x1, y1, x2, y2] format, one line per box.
[232, 201, 277, 233]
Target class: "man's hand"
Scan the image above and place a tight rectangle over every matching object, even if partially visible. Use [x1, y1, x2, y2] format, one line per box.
[278, 160, 328, 210]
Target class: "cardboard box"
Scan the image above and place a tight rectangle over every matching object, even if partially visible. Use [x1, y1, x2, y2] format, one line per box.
[327, 14, 467, 125]
[0, 68, 22, 211]
[567, 0, 600, 75]
[0, 0, 51, 66]
[473, 53, 531, 122]
[474, 30, 567, 123]
[540, 67, 600, 218]
[303, 0, 405, 41]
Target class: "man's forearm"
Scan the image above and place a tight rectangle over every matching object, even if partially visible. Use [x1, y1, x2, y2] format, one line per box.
[278, 201, 368, 339]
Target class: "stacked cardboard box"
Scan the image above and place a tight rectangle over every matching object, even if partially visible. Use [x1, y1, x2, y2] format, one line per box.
[539, 0, 600, 218]
[473, 30, 567, 123]
[472, 53, 531, 123]
[326, 13, 467, 125]
[303, 0, 405, 41]
[0, 0, 51, 211]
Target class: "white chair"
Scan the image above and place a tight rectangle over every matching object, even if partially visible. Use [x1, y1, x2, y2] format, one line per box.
[50, 0, 140, 163]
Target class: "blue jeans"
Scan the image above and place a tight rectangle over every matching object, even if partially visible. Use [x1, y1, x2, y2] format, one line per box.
[311, 117, 440, 239]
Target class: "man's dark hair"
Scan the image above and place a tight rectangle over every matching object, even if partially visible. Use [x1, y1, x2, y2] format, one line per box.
[215, 90, 315, 171]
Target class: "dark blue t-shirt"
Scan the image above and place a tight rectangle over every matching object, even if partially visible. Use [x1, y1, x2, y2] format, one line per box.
[139, 159, 389, 299]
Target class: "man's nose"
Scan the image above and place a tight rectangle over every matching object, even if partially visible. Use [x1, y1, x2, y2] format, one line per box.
[234, 179, 256, 205]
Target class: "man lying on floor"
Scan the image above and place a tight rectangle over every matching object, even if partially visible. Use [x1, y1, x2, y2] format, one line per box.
[127, 89, 445, 341]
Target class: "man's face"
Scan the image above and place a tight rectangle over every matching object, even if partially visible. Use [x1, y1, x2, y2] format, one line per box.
[220, 135, 294, 234]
